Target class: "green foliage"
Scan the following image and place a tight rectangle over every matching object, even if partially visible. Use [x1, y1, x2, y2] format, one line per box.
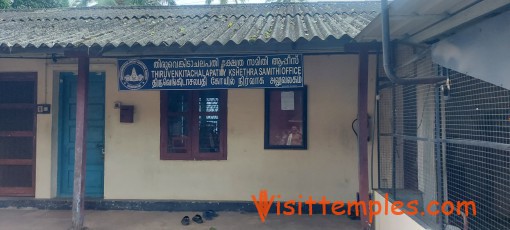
[97, 0, 118, 6]
[0, 0, 10, 9]
[132, 0, 161, 5]
[72, 0, 88, 7]
[12, 0, 69, 8]
[8, 0, 176, 9]
[206, 0, 245, 5]
[93, 0, 176, 6]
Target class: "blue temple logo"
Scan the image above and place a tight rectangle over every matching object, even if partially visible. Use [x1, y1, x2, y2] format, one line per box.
[119, 59, 149, 90]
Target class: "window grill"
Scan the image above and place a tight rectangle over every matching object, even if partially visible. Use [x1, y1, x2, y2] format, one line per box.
[376, 43, 510, 230]
[443, 70, 510, 230]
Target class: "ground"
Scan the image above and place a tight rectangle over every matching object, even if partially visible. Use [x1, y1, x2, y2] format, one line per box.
[0, 208, 361, 230]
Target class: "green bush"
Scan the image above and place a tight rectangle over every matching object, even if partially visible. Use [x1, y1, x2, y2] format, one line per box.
[12, 0, 69, 9]
[0, 0, 11, 9]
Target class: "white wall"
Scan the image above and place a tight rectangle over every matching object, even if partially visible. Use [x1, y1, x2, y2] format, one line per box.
[432, 10, 510, 90]
[374, 192, 431, 230]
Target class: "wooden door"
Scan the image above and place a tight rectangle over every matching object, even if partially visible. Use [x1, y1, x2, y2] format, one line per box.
[0, 73, 37, 196]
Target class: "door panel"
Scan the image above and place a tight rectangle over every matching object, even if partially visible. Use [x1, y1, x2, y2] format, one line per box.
[0, 80, 35, 104]
[0, 165, 33, 187]
[0, 73, 36, 196]
[59, 72, 105, 197]
[0, 108, 35, 131]
[0, 137, 33, 159]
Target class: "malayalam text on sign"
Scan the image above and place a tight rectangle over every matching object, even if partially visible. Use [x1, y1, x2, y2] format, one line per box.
[118, 54, 304, 90]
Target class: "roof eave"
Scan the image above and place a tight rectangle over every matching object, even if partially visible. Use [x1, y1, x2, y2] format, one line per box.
[0, 36, 355, 57]
[355, 0, 510, 44]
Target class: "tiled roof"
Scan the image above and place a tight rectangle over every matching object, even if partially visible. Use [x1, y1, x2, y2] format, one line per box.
[0, 2, 379, 50]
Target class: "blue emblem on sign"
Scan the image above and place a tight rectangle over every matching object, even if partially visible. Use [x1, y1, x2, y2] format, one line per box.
[119, 59, 149, 90]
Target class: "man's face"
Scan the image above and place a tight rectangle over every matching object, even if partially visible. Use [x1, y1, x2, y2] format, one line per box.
[291, 126, 298, 133]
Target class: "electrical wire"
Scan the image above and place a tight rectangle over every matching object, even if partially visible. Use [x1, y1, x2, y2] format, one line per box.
[352, 118, 358, 138]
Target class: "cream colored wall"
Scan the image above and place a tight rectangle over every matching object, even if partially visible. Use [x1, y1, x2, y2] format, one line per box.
[1, 54, 376, 201]
[104, 54, 377, 200]
[0, 59, 53, 198]
[0, 58, 116, 198]
[374, 192, 430, 230]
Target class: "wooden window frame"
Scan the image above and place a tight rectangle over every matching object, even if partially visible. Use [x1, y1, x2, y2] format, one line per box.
[0, 72, 37, 197]
[264, 87, 308, 150]
[160, 90, 227, 160]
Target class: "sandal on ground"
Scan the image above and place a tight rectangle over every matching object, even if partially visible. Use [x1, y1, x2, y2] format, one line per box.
[192, 214, 204, 224]
[203, 210, 218, 220]
[181, 216, 190, 226]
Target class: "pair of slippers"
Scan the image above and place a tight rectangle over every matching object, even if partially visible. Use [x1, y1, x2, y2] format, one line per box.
[181, 215, 202, 226]
[181, 210, 218, 226]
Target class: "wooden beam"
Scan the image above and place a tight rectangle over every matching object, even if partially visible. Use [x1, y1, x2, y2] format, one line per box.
[71, 55, 89, 230]
[357, 48, 370, 230]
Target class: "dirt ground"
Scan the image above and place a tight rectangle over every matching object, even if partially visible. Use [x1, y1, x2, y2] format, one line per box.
[0, 208, 361, 230]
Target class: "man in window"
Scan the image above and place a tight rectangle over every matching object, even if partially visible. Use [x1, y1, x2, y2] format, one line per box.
[281, 125, 302, 146]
